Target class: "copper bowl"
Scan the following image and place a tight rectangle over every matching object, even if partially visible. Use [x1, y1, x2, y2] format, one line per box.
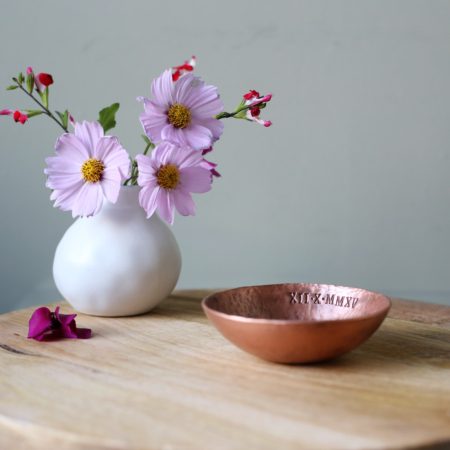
[202, 284, 391, 364]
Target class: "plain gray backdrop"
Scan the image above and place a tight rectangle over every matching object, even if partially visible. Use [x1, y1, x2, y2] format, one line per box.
[1, 0, 449, 313]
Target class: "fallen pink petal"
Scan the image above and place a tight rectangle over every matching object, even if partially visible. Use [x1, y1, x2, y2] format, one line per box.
[28, 306, 92, 341]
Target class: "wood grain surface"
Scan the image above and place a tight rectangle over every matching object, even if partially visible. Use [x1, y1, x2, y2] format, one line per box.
[0, 290, 449, 450]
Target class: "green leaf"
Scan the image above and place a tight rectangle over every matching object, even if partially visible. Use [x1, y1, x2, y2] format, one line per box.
[17, 72, 24, 84]
[6, 85, 18, 90]
[24, 110, 44, 118]
[56, 110, 69, 129]
[26, 73, 34, 94]
[42, 88, 49, 108]
[98, 103, 120, 133]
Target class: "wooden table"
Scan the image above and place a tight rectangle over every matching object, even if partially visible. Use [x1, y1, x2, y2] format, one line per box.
[1, 291, 449, 449]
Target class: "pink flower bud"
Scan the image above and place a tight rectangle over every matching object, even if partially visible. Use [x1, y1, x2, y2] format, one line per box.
[0, 109, 12, 116]
[26, 66, 33, 75]
[247, 93, 273, 108]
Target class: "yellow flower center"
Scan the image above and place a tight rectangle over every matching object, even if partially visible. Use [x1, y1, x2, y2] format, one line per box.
[167, 103, 191, 129]
[156, 164, 180, 190]
[81, 158, 105, 183]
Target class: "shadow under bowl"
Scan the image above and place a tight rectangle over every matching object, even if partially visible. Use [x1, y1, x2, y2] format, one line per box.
[202, 283, 391, 364]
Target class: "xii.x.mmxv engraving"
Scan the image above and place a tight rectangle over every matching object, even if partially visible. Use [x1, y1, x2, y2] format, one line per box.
[289, 292, 359, 308]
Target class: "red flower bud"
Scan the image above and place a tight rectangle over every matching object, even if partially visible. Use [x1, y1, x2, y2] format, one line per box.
[13, 110, 28, 124]
[243, 90, 260, 100]
[171, 56, 196, 82]
[37, 73, 54, 87]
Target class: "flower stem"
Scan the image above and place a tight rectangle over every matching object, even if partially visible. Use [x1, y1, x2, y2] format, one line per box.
[13, 79, 68, 132]
[215, 104, 249, 120]
[123, 141, 154, 186]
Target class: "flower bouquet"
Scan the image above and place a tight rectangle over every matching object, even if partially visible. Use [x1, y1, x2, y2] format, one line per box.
[2, 57, 272, 317]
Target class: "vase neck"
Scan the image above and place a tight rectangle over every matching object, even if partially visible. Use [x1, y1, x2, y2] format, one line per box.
[104, 185, 141, 211]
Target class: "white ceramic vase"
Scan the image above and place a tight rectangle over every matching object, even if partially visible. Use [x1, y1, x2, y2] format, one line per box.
[53, 186, 181, 316]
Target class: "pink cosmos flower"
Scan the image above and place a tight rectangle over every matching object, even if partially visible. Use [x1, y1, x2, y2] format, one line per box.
[45, 121, 130, 217]
[28, 306, 91, 341]
[172, 55, 196, 82]
[138, 69, 224, 151]
[136, 141, 213, 224]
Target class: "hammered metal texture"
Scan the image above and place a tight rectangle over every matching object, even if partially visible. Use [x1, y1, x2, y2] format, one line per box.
[202, 284, 391, 364]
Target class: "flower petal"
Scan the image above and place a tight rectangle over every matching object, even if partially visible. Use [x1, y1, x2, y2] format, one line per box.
[174, 74, 199, 104]
[176, 148, 204, 170]
[71, 182, 104, 218]
[160, 124, 188, 147]
[196, 118, 224, 141]
[191, 96, 224, 119]
[140, 106, 168, 144]
[46, 172, 83, 191]
[101, 167, 122, 204]
[186, 84, 222, 112]
[151, 141, 177, 166]
[62, 321, 79, 339]
[136, 154, 158, 186]
[180, 166, 213, 193]
[55, 307, 78, 338]
[28, 307, 53, 339]
[139, 184, 160, 218]
[75, 327, 92, 339]
[74, 121, 104, 152]
[157, 189, 175, 224]
[151, 69, 174, 106]
[183, 124, 213, 150]
[55, 133, 90, 163]
[173, 189, 196, 216]
[50, 180, 84, 211]
[94, 136, 130, 179]
[45, 155, 81, 175]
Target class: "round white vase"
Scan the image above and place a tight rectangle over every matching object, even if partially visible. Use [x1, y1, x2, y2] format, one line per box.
[53, 186, 181, 316]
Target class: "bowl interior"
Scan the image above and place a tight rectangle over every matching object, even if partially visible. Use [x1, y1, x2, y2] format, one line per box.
[204, 284, 391, 322]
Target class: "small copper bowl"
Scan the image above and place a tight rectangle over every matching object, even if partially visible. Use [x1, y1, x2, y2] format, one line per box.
[202, 283, 391, 364]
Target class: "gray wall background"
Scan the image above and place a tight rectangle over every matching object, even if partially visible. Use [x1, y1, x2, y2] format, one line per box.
[1, 0, 449, 313]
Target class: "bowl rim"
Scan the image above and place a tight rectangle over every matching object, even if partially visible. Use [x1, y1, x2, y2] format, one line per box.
[202, 283, 392, 326]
